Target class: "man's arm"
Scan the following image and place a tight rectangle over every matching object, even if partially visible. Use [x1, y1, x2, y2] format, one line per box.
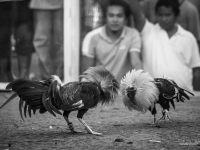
[189, 32, 200, 91]
[81, 55, 95, 73]
[186, 3, 200, 42]
[193, 67, 200, 91]
[130, 51, 142, 70]
[127, 0, 146, 32]
[186, 3, 200, 53]
[81, 30, 97, 73]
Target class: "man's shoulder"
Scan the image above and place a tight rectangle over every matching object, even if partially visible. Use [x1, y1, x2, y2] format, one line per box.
[124, 26, 140, 37]
[178, 25, 196, 40]
[85, 26, 103, 40]
[125, 26, 139, 32]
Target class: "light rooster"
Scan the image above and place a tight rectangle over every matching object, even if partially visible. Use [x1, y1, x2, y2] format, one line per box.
[120, 69, 194, 124]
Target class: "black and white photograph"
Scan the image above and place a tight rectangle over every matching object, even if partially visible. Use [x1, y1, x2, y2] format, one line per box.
[0, 0, 200, 149]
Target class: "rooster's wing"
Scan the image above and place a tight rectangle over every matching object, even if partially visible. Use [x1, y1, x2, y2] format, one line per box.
[59, 82, 101, 111]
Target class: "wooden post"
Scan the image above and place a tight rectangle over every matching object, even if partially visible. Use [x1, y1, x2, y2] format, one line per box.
[64, 0, 80, 83]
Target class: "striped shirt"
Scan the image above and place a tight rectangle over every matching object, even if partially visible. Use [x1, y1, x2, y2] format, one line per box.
[82, 25, 141, 81]
[30, 0, 63, 10]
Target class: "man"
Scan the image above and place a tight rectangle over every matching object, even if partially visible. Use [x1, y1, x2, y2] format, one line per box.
[82, 0, 142, 81]
[128, 0, 200, 91]
[14, 0, 34, 79]
[140, 0, 200, 48]
[0, 1, 15, 82]
[30, 0, 64, 80]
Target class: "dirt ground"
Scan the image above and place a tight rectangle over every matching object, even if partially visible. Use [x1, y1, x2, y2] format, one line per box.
[0, 92, 200, 150]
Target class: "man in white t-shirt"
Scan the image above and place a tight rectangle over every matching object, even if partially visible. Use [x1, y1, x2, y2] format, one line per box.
[128, 0, 200, 92]
[82, 0, 142, 81]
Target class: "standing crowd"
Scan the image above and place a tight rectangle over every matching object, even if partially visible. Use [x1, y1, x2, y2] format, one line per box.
[82, 0, 200, 92]
[0, 0, 64, 82]
[0, 0, 200, 93]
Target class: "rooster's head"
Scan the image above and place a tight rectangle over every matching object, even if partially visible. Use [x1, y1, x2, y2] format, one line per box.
[126, 86, 137, 98]
[120, 69, 159, 113]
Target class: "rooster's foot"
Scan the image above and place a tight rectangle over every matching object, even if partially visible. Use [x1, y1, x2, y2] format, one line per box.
[166, 114, 173, 122]
[68, 122, 77, 134]
[150, 115, 158, 126]
[78, 118, 102, 136]
[158, 115, 165, 121]
[87, 130, 102, 136]
[70, 130, 77, 134]
[158, 109, 172, 122]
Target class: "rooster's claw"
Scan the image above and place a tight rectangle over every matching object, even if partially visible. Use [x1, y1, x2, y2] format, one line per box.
[70, 130, 77, 134]
[88, 130, 102, 136]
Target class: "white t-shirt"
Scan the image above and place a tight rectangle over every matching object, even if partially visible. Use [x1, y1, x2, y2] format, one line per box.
[141, 20, 200, 91]
[82, 25, 141, 81]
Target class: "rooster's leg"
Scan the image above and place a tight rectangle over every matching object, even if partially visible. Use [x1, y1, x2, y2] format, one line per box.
[153, 114, 156, 124]
[159, 109, 172, 121]
[164, 110, 172, 121]
[150, 105, 157, 125]
[77, 109, 102, 136]
[63, 111, 77, 134]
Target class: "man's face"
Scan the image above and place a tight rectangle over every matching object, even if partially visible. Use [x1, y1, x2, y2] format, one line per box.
[106, 6, 126, 32]
[156, 6, 177, 31]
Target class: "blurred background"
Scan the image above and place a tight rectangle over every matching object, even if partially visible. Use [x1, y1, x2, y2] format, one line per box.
[0, 0, 200, 87]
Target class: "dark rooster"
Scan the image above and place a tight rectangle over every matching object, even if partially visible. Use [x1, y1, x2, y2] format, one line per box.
[120, 69, 194, 125]
[0, 66, 119, 135]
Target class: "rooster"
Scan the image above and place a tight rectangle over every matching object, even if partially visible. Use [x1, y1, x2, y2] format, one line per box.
[120, 69, 194, 125]
[0, 66, 120, 135]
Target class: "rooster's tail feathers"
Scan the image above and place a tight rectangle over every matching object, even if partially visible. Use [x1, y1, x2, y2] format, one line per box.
[175, 86, 194, 102]
[164, 77, 194, 102]
[80, 66, 120, 105]
[0, 76, 62, 121]
[120, 69, 159, 113]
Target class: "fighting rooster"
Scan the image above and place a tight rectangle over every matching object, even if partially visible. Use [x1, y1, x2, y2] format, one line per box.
[0, 66, 119, 135]
[120, 69, 194, 125]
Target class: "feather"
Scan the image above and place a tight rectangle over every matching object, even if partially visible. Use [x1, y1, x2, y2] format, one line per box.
[6, 79, 47, 90]
[48, 80, 61, 98]
[31, 105, 44, 110]
[46, 100, 56, 117]
[60, 82, 79, 104]
[19, 98, 25, 121]
[39, 107, 47, 114]
[81, 66, 119, 105]
[28, 105, 32, 118]
[47, 97, 62, 115]
[61, 100, 83, 110]
[163, 77, 194, 99]
[178, 88, 191, 100]
[16, 88, 45, 96]
[120, 69, 159, 113]
[42, 91, 56, 117]
[33, 109, 36, 115]
[0, 93, 18, 109]
[21, 95, 42, 101]
[24, 102, 27, 118]
[12, 83, 48, 92]
[25, 100, 43, 106]
[170, 99, 175, 109]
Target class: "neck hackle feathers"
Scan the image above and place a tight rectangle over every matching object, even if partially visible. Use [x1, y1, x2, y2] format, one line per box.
[80, 66, 120, 105]
[120, 69, 159, 113]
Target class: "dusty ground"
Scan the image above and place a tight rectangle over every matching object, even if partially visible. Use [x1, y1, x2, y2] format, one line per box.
[0, 92, 200, 150]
